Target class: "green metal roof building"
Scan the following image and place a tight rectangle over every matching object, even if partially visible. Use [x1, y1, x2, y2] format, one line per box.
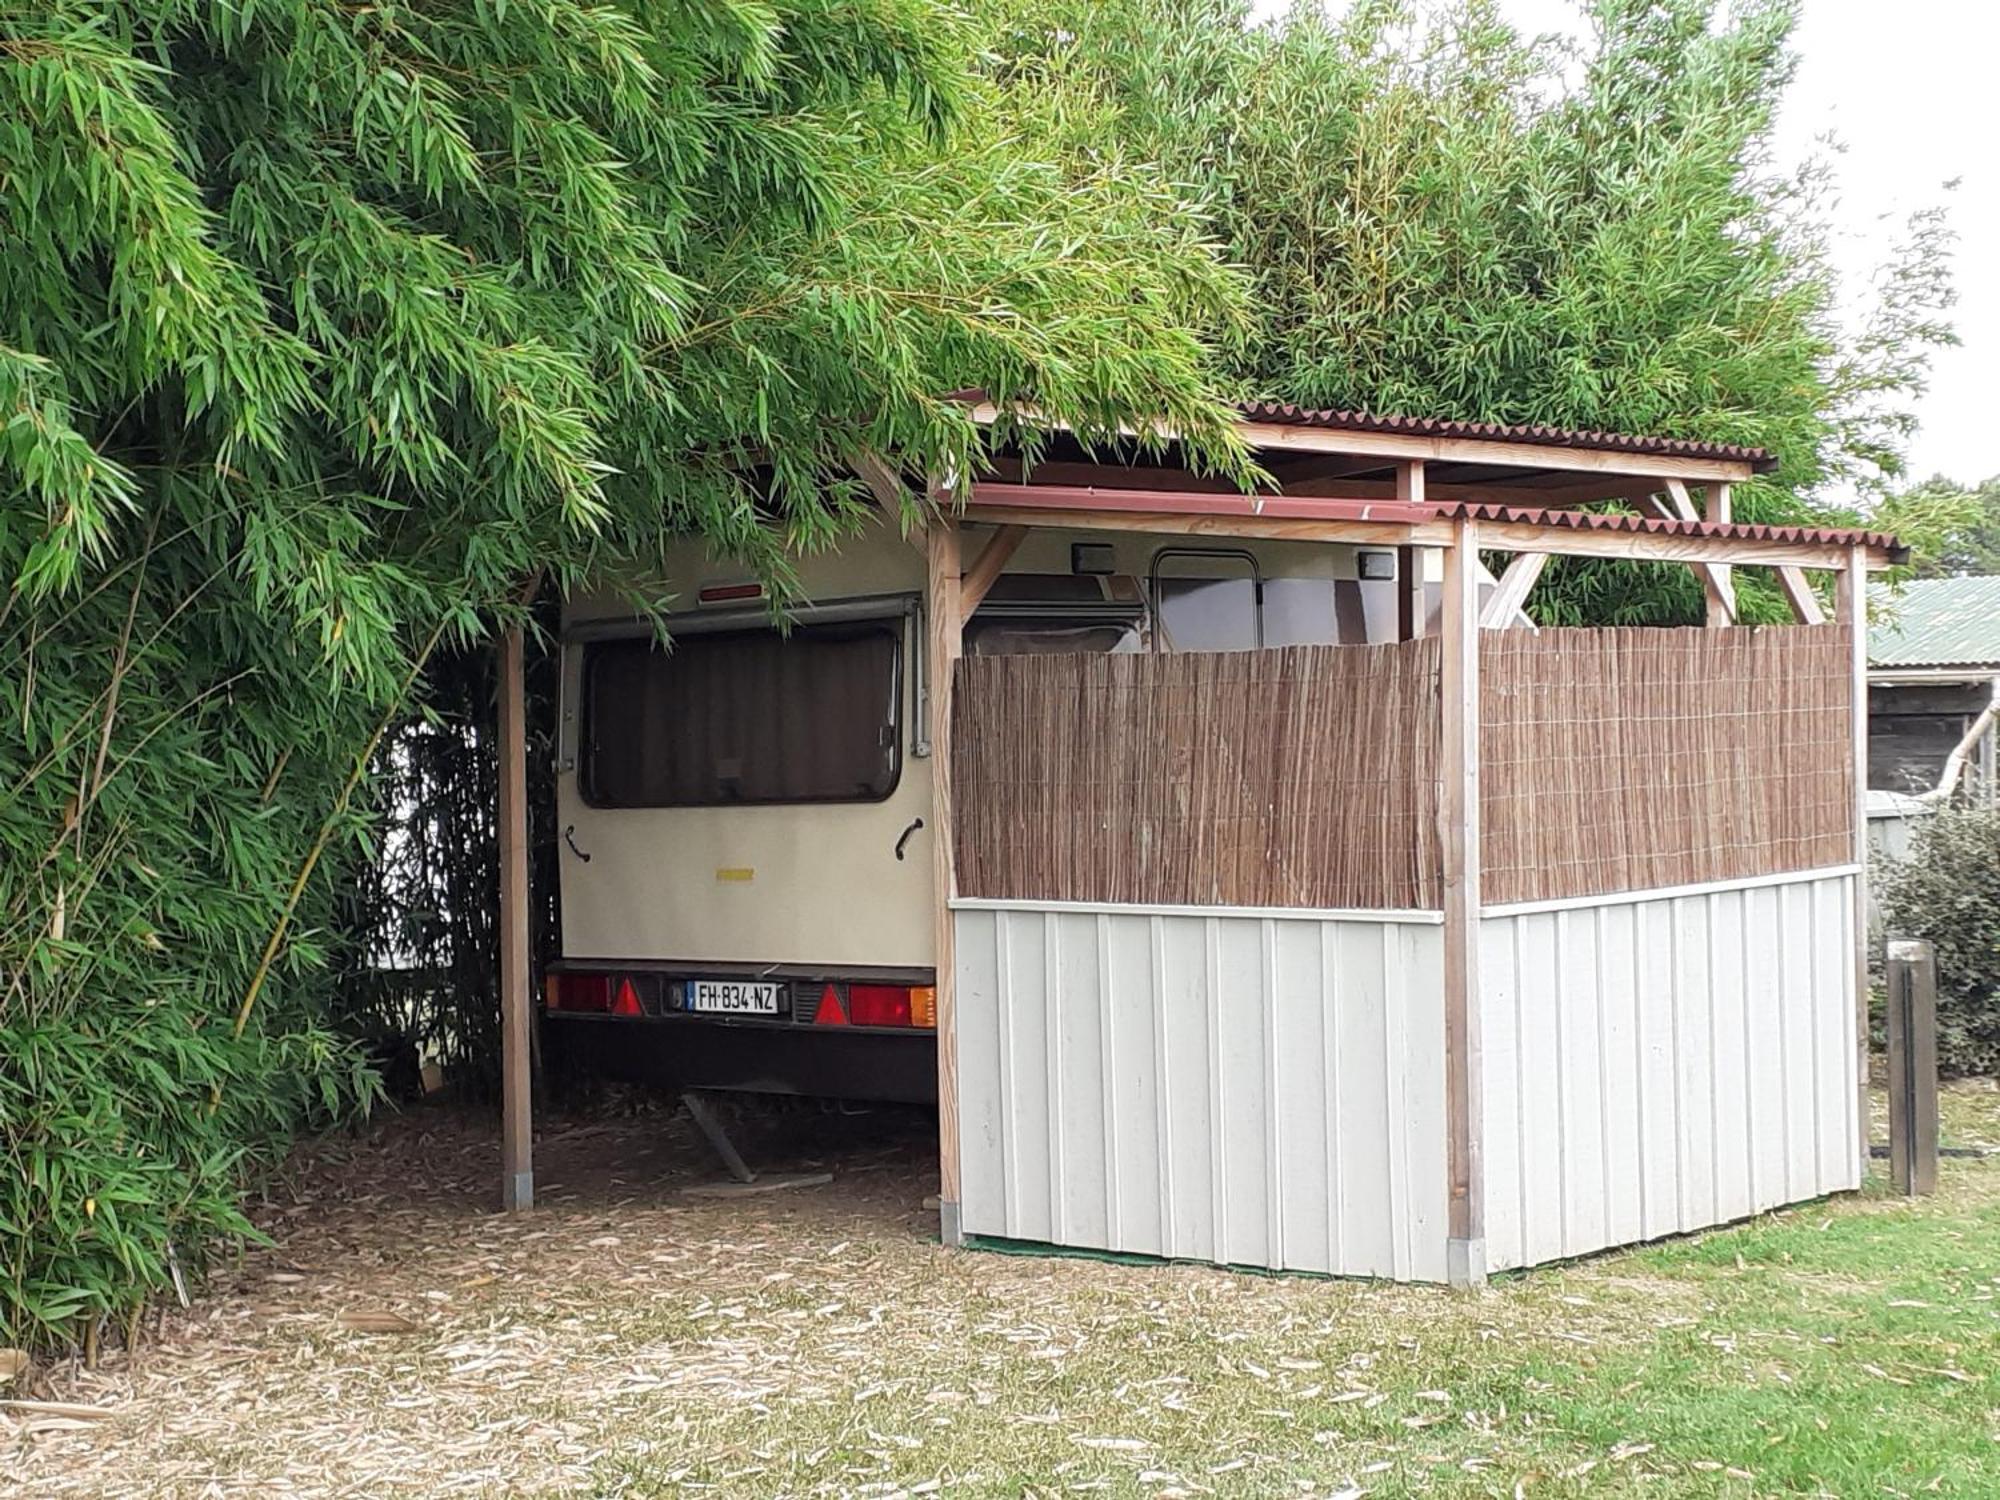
[1870, 574, 2000, 675]
[1867, 576, 2000, 794]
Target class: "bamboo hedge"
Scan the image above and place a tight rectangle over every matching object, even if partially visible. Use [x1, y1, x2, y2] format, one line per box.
[0, 0, 1242, 1354]
[333, 633, 565, 1104]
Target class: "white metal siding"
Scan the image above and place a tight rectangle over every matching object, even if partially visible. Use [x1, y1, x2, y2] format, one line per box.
[954, 903, 1449, 1281]
[1479, 870, 1862, 1274]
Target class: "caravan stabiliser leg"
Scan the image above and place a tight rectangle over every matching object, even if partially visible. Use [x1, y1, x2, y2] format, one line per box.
[682, 1090, 757, 1184]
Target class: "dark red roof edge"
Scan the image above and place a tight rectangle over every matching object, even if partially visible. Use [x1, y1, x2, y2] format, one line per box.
[963, 484, 1903, 557]
[1443, 501, 1903, 558]
[965, 482, 1435, 525]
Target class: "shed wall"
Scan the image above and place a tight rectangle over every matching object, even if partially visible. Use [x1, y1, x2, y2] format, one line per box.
[1477, 869, 1862, 1274]
[954, 903, 1449, 1281]
[1867, 679, 1991, 794]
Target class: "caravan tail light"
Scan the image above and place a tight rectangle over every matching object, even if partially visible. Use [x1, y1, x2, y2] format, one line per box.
[811, 984, 849, 1026]
[610, 977, 645, 1017]
[847, 985, 912, 1028]
[546, 973, 612, 1013]
[809, 983, 936, 1029]
[551, 973, 937, 1028]
[548, 972, 661, 1016]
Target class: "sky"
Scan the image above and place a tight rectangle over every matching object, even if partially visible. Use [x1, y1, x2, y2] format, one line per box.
[1771, 0, 1993, 486]
[1250, 0, 1997, 488]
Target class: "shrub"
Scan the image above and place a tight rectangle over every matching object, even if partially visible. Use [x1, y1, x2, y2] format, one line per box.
[0, 542, 389, 1352]
[1879, 804, 2000, 1076]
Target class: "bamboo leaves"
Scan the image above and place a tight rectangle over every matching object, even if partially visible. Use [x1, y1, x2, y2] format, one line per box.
[0, 0, 1246, 1353]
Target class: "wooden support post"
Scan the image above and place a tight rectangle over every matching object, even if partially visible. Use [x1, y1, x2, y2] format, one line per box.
[1663, 480, 1737, 625]
[1479, 551, 1545, 629]
[1705, 483, 1733, 628]
[1775, 565, 1827, 625]
[959, 524, 1027, 621]
[927, 493, 964, 1247]
[1838, 548, 1870, 1177]
[498, 623, 533, 1212]
[1396, 459, 1426, 507]
[1440, 514, 1484, 1287]
[1884, 939, 1939, 1196]
[1396, 545, 1419, 640]
[1396, 464, 1428, 644]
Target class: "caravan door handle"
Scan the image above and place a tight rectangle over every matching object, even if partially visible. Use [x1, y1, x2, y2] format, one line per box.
[894, 818, 925, 860]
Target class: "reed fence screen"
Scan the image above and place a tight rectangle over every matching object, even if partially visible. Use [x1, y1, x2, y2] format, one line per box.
[952, 642, 1442, 910]
[1479, 624, 1856, 905]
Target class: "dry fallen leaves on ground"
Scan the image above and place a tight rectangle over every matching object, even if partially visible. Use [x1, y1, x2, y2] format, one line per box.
[7, 1089, 1997, 1498]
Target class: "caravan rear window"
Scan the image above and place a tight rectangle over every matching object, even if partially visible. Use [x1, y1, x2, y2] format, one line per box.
[581, 622, 902, 806]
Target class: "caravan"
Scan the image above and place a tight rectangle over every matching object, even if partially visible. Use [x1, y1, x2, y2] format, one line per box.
[542, 468, 1413, 1103]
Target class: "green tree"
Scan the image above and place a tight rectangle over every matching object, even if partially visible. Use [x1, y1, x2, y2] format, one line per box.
[977, 0, 1959, 616]
[1883, 475, 2000, 578]
[0, 0, 1245, 1349]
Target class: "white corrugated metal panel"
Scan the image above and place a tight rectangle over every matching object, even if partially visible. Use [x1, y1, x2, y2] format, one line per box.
[1480, 869, 1861, 1274]
[955, 904, 1448, 1281]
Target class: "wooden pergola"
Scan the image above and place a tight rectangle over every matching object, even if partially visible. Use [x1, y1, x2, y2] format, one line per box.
[492, 404, 1902, 1274]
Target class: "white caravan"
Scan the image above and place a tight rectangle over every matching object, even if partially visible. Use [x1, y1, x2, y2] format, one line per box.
[543, 514, 1419, 1101]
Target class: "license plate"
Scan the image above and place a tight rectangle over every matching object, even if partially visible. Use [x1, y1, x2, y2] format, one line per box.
[686, 979, 782, 1016]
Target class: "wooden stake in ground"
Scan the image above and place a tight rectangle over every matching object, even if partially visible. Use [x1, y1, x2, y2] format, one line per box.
[1839, 550, 1870, 1176]
[928, 493, 964, 1248]
[499, 622, 533, 1212]
[1885, 938, 1939, 1196]
[1439, 498, 1485, 1289]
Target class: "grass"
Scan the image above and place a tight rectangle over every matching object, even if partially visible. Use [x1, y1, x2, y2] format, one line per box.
[603, 1175, 1999, 1495]
[8, 1086, 1998, 1497]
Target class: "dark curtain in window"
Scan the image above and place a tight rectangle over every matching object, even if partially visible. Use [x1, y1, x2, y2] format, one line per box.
[584, 623, 901, 806]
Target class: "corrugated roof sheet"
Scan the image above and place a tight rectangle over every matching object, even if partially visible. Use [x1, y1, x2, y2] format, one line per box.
[1441, 501, 1903, 556]
[1237, 403, 1780, 472]
[952, 389, 1781, 472]
[1869, 574, 2000, 668]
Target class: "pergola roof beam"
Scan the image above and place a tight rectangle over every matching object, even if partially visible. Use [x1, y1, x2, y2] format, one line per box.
[965, 501, 1443, 549]
[855, 449, 930, 554]
[1664, 479, 1738, 625]
[1467, 519, 1866, 571]
[1282, 474, 1698, 507]
[961, 482, 1900, 570]
[1233, 419, 1763, 484]
[1481, 552, 1547, 629]
[963, 400, 1764, 485]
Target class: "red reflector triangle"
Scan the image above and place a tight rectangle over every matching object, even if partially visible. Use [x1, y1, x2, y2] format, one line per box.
[611, 979, 643, 1017]
[812, 985, 848, 1026]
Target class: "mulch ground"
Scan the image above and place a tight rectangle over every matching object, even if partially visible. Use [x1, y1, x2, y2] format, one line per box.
[6, 1097, 952, 1496]
[12, 1087, 1997, 1498]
